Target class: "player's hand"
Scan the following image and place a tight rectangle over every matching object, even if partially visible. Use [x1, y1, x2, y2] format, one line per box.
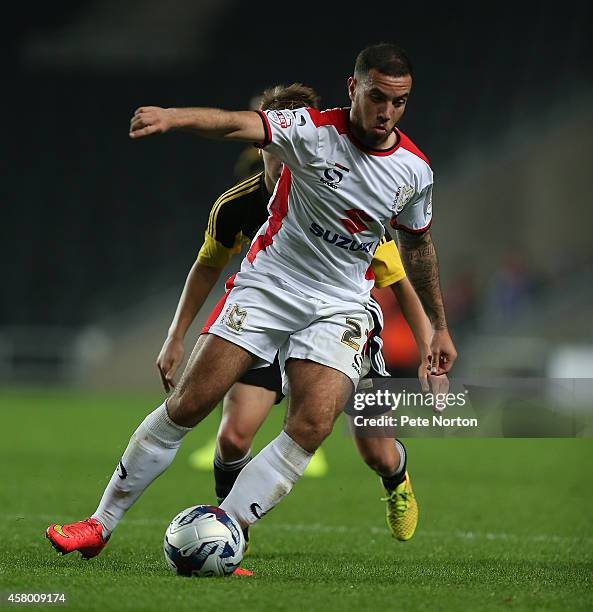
[129, 106, 175, 139]
[156, 336, 184, 393]
[418, 350, 431, 392]
[418, 351, 449, 411]
[429, 373, 449, 412]
[428, 328, 457, 375]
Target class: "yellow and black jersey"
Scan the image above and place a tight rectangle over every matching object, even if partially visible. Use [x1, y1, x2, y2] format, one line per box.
[197, 170, 406, 287]
[197, 172, 271, 269]
[366, 232, 406, 377]
[372, 233, 406, 288]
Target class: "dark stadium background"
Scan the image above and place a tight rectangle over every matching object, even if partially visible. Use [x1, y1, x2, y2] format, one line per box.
[1, 5, 592, 609]
[2, 0, 592, 388]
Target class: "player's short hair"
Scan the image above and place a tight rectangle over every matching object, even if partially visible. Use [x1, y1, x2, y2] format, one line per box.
[354, 43, 413, 79]
[258, 83, 320, 111]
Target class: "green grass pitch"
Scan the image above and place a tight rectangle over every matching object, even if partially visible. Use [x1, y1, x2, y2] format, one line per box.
[1, 387, 592, 611]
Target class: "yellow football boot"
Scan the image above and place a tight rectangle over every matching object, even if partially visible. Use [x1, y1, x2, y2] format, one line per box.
[381, 471, 418, 541]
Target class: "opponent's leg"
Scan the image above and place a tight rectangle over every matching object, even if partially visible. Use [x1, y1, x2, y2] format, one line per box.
[353, 435, 406, 486]
[214, 382, 277, 501]
[221, 359, 352, 528]
[46, 335, 257, 557]
[353, 432, 417, 541]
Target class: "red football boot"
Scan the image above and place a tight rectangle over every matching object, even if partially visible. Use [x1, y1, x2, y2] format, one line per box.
[46, 518, 109, 559]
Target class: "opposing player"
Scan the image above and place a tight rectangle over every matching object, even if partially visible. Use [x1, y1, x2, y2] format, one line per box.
[46, 42, 456, 558]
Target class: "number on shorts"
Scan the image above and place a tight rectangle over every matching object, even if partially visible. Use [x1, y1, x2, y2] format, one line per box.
[341, 318, 362, 351]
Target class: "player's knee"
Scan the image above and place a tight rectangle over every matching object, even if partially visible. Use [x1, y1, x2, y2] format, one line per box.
[217, 426, 252, 460]
[286, 418, 333, 452]
[166, 389, 214, 427]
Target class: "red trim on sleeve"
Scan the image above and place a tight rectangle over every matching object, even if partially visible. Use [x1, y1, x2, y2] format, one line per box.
[390, 218, 432, 234]
[246, 167, 291, 263]
[201, 273, 237, 333]
[255, 110, 272, 148]
[397, 129, 431, 166]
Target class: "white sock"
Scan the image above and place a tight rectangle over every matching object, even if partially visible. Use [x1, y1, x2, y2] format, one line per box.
[220, 431, 312, 527]
[92, 402, 191, 536]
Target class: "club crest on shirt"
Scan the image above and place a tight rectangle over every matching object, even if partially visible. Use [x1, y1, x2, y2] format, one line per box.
[225, 304, 247, 332]
[268, 110, 293, 129]
[393, 185, 415, 214]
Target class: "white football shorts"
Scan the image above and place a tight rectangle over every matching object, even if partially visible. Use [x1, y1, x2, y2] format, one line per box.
[203, 270, 373, 393]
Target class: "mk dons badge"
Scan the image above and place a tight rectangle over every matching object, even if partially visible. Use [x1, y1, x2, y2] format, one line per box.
[393, 185, 415, 214]
[225, 304, 247, 332]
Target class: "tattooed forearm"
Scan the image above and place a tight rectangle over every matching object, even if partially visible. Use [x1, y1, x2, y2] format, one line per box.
[396, 229, 448, 330]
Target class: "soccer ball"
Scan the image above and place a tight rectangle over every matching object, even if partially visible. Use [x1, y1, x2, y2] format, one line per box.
[163, 505, 244, 577]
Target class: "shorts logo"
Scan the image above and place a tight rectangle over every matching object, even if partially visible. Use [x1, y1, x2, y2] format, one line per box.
[225, 304, 247, 332]
[393, 185, 415, 214]
[269, 110, 293, 128]
[352, 353, 363, 375]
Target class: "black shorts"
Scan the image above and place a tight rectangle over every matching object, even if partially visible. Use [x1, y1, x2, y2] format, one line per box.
[237, 355, 389, 406]
[366, 367, 390, 380]
[238, 354, 284, 404]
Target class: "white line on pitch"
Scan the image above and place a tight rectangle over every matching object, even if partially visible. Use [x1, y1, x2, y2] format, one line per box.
[3, 513, 592, 545]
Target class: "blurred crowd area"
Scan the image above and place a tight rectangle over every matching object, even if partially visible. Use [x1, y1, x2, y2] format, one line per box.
[375, 249, 593, 376]
[2, 1, 592, 385]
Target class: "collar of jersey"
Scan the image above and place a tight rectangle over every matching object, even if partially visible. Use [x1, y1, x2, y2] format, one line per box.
[345, 112, 402, 157]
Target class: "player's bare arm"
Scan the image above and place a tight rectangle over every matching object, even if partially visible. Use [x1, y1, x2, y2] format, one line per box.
[129, 106, 265, 143]
[390, 277, 431, 389]
[157, 262, 222, 392]
[396, 229, 457, 374]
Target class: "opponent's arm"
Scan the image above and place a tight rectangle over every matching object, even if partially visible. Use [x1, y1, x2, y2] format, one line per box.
[389, 276, 431, 389]
[129, 106, 266, 143]
[157, 261, 222, 392]
[396, 229, 457, 374]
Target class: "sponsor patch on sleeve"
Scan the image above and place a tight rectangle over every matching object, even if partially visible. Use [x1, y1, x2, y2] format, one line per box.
[268, 110, 294, 129]
[392, 185, 415, 214]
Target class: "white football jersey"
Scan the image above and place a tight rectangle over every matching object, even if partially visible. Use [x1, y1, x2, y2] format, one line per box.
[241, 107, 433, 306]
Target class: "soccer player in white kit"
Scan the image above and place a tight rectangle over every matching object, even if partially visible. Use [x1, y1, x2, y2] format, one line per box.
[46, 43, 456, 558]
